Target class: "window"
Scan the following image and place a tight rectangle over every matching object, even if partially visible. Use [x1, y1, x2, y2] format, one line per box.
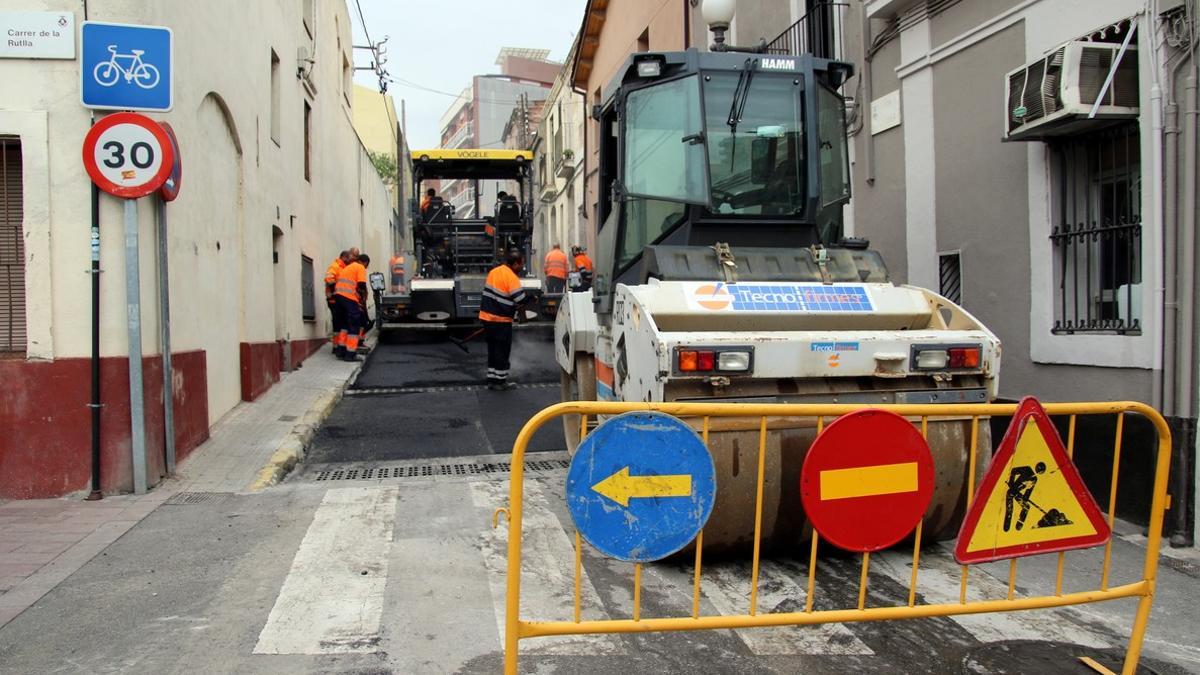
[303, 101, 312, 182]
[1049, 122, 1141, 334]
[623, 75, 707, 205]
[342, 52, 352, 106]
[939, 251, 962, 305]
[637, 28, 650, 53]
[703, 72, 805, 216]
[816, 84, 850, 207]
[270, 50, 281, 145]
[1, 137, 24, 353]
[300, 255, 316, 321]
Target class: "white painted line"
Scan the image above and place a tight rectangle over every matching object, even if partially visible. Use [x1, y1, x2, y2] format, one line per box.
[700, 561, 874, 656]
[254, 486, 398, 654]
[871, 547, 1112, 648]
[471, 480, 622, 656]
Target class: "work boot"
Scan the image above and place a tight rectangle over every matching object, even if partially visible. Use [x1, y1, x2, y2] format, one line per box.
[341, 352, 361, 362]
[489, 381, 517, 391]
[333, 346, 345, 358]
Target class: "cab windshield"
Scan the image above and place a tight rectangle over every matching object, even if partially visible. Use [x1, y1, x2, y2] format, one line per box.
[703, 71, 805, 216]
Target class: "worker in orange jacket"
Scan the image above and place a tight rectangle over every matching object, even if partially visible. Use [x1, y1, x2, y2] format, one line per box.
[572, 245, 594, 291]
[324, 250, 352, 354]
[543, 243, 569, 294]
[479, 249, 529, 390]
[333, 254, 370, 362]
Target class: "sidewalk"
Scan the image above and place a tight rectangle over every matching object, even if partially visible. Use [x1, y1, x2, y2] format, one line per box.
[0, 344, 361, 629]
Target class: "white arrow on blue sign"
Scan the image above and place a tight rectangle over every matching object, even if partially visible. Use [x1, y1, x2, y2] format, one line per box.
[81, 21, 173, 112]
[566, 411, 716, 562]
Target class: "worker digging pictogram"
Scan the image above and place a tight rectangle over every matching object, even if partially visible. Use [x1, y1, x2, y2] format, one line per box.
[1003, 461, 1073, 532]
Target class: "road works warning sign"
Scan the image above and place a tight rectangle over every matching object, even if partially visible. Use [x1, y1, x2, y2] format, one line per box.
[955, 397, 1111, 564]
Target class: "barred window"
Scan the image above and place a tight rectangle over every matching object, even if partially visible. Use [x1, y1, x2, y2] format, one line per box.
[300, 255, 316, 321]
[1049, 123, 1141, 335]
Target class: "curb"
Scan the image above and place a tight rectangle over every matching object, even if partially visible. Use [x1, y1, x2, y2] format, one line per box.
[247, 362, 360, 491]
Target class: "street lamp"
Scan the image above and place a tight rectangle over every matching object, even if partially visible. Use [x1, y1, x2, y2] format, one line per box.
[702, 0, 736, 50]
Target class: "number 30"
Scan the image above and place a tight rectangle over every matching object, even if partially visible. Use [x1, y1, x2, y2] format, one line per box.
[101, 139, 155, 169]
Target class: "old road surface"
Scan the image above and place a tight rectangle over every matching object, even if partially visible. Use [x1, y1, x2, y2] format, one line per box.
[1, 327, 1198, 673]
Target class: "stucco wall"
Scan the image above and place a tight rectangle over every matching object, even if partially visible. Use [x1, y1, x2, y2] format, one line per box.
[0, 0, 393, 427]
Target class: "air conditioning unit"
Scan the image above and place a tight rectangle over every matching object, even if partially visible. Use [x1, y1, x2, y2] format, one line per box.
[1004, 41, 1138, 141]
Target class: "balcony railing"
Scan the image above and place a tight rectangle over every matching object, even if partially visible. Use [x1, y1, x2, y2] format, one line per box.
[766, 2, 847, 60]
[443, 123, 473, 150]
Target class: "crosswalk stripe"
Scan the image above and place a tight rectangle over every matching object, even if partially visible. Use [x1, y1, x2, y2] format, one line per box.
[870, 547, 1112, 648]
[254, 486, 398, 654]
[471, 480, 622, 656]
[695, 560, 875, 655]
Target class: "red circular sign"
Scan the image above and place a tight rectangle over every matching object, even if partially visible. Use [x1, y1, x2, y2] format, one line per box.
[800, 409, 934, 552]
[82, 112, 174, 199]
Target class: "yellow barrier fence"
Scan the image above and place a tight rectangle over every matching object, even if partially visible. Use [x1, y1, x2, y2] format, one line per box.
[499, 401, 1172, 675]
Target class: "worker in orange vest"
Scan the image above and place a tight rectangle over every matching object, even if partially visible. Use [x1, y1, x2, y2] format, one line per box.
[572, 245, 594, 291]
[479, 249, 529, 390]
[389, 254, 407, 294]
[333, 254, 370, 362]
[543, 243, 569, 294]
[324, 249, 352, 354]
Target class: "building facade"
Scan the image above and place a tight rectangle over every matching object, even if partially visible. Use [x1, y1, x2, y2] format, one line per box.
[531, 38, 588, 275]
[842, 0, 1197, 544]
[0, 0, 394, 498]
[352, 83, 412, 252]
[436, 48, 559, 218]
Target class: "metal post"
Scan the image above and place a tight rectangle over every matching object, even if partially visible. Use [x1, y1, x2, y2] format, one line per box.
[156, 197, 176, 474]
[87, 182, 103, 501]
[124, 198, 148, 494]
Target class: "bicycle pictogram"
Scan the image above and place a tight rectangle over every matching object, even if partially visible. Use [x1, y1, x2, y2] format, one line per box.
[93, 44, 161, 89]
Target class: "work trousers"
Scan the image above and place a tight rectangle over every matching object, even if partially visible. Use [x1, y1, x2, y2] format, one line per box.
[545, 276, 566, 294]
[483, 320, 513, 384]
[335, 295, 365, 353]
[329, 293, 346, 347]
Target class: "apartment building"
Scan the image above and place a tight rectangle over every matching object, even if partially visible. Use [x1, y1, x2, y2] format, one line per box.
[436, 48, 559, 218]
[0, 0, 394, 498]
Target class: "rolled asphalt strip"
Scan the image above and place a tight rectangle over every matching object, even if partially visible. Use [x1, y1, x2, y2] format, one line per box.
[247, 358, 364, 491]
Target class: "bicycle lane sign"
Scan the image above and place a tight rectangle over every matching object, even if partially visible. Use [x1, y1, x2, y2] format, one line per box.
[81, 22, 173, 112]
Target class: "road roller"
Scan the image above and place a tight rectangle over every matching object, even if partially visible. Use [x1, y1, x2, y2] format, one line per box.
[554, 45, 1000, 552]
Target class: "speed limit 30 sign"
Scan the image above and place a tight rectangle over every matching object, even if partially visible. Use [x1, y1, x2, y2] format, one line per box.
[82, 112, 174, 199]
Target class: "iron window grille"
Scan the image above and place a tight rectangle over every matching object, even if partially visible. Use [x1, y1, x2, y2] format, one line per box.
[300, 254, 316, 321]
[1049, 122, 1141, 335]
[1, 137, 25, 354]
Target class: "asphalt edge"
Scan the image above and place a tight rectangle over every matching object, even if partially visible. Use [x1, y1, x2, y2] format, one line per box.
[247, 351, 368, 492]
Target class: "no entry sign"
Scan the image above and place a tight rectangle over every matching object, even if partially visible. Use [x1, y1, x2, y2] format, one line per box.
[800, 409, 934, 552]
[82, 111, 174, 199]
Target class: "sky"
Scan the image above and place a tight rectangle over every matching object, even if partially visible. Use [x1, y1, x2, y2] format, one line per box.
[348, 0, 588, 150]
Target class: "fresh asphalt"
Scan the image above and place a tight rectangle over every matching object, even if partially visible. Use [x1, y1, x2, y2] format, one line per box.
[304, 326, 564, 464]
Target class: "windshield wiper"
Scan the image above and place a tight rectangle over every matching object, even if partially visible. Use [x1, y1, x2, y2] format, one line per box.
[726, 58, 758, 135]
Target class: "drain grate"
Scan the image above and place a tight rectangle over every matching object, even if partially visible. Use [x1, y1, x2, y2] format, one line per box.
[347, 382, 557, 396]
[312, 458, 569, 482]
[165, 491, 233, 505]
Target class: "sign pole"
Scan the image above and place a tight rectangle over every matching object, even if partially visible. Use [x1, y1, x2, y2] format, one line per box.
[155, 196, 175, 474]
[124, 197, 148, 494]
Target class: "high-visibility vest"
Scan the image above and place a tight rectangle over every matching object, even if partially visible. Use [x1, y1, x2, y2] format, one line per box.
[544, 249, 569, 279]
[479, 264, 527, 323]
[324, 258, 346, 292]
[574, 253, 594, 274]
[335, 262, 367, 302]
[389, 255, 406, 293]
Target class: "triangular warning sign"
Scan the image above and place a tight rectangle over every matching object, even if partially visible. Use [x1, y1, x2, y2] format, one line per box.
[955, 397, 1111, 564]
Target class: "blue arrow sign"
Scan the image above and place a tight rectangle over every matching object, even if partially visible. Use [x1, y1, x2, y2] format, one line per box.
[566, 411, 716, 562]
[81, 22, 173, 112]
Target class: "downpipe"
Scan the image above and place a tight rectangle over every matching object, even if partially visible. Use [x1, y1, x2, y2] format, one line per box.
[1174, 72, 1198, 547]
